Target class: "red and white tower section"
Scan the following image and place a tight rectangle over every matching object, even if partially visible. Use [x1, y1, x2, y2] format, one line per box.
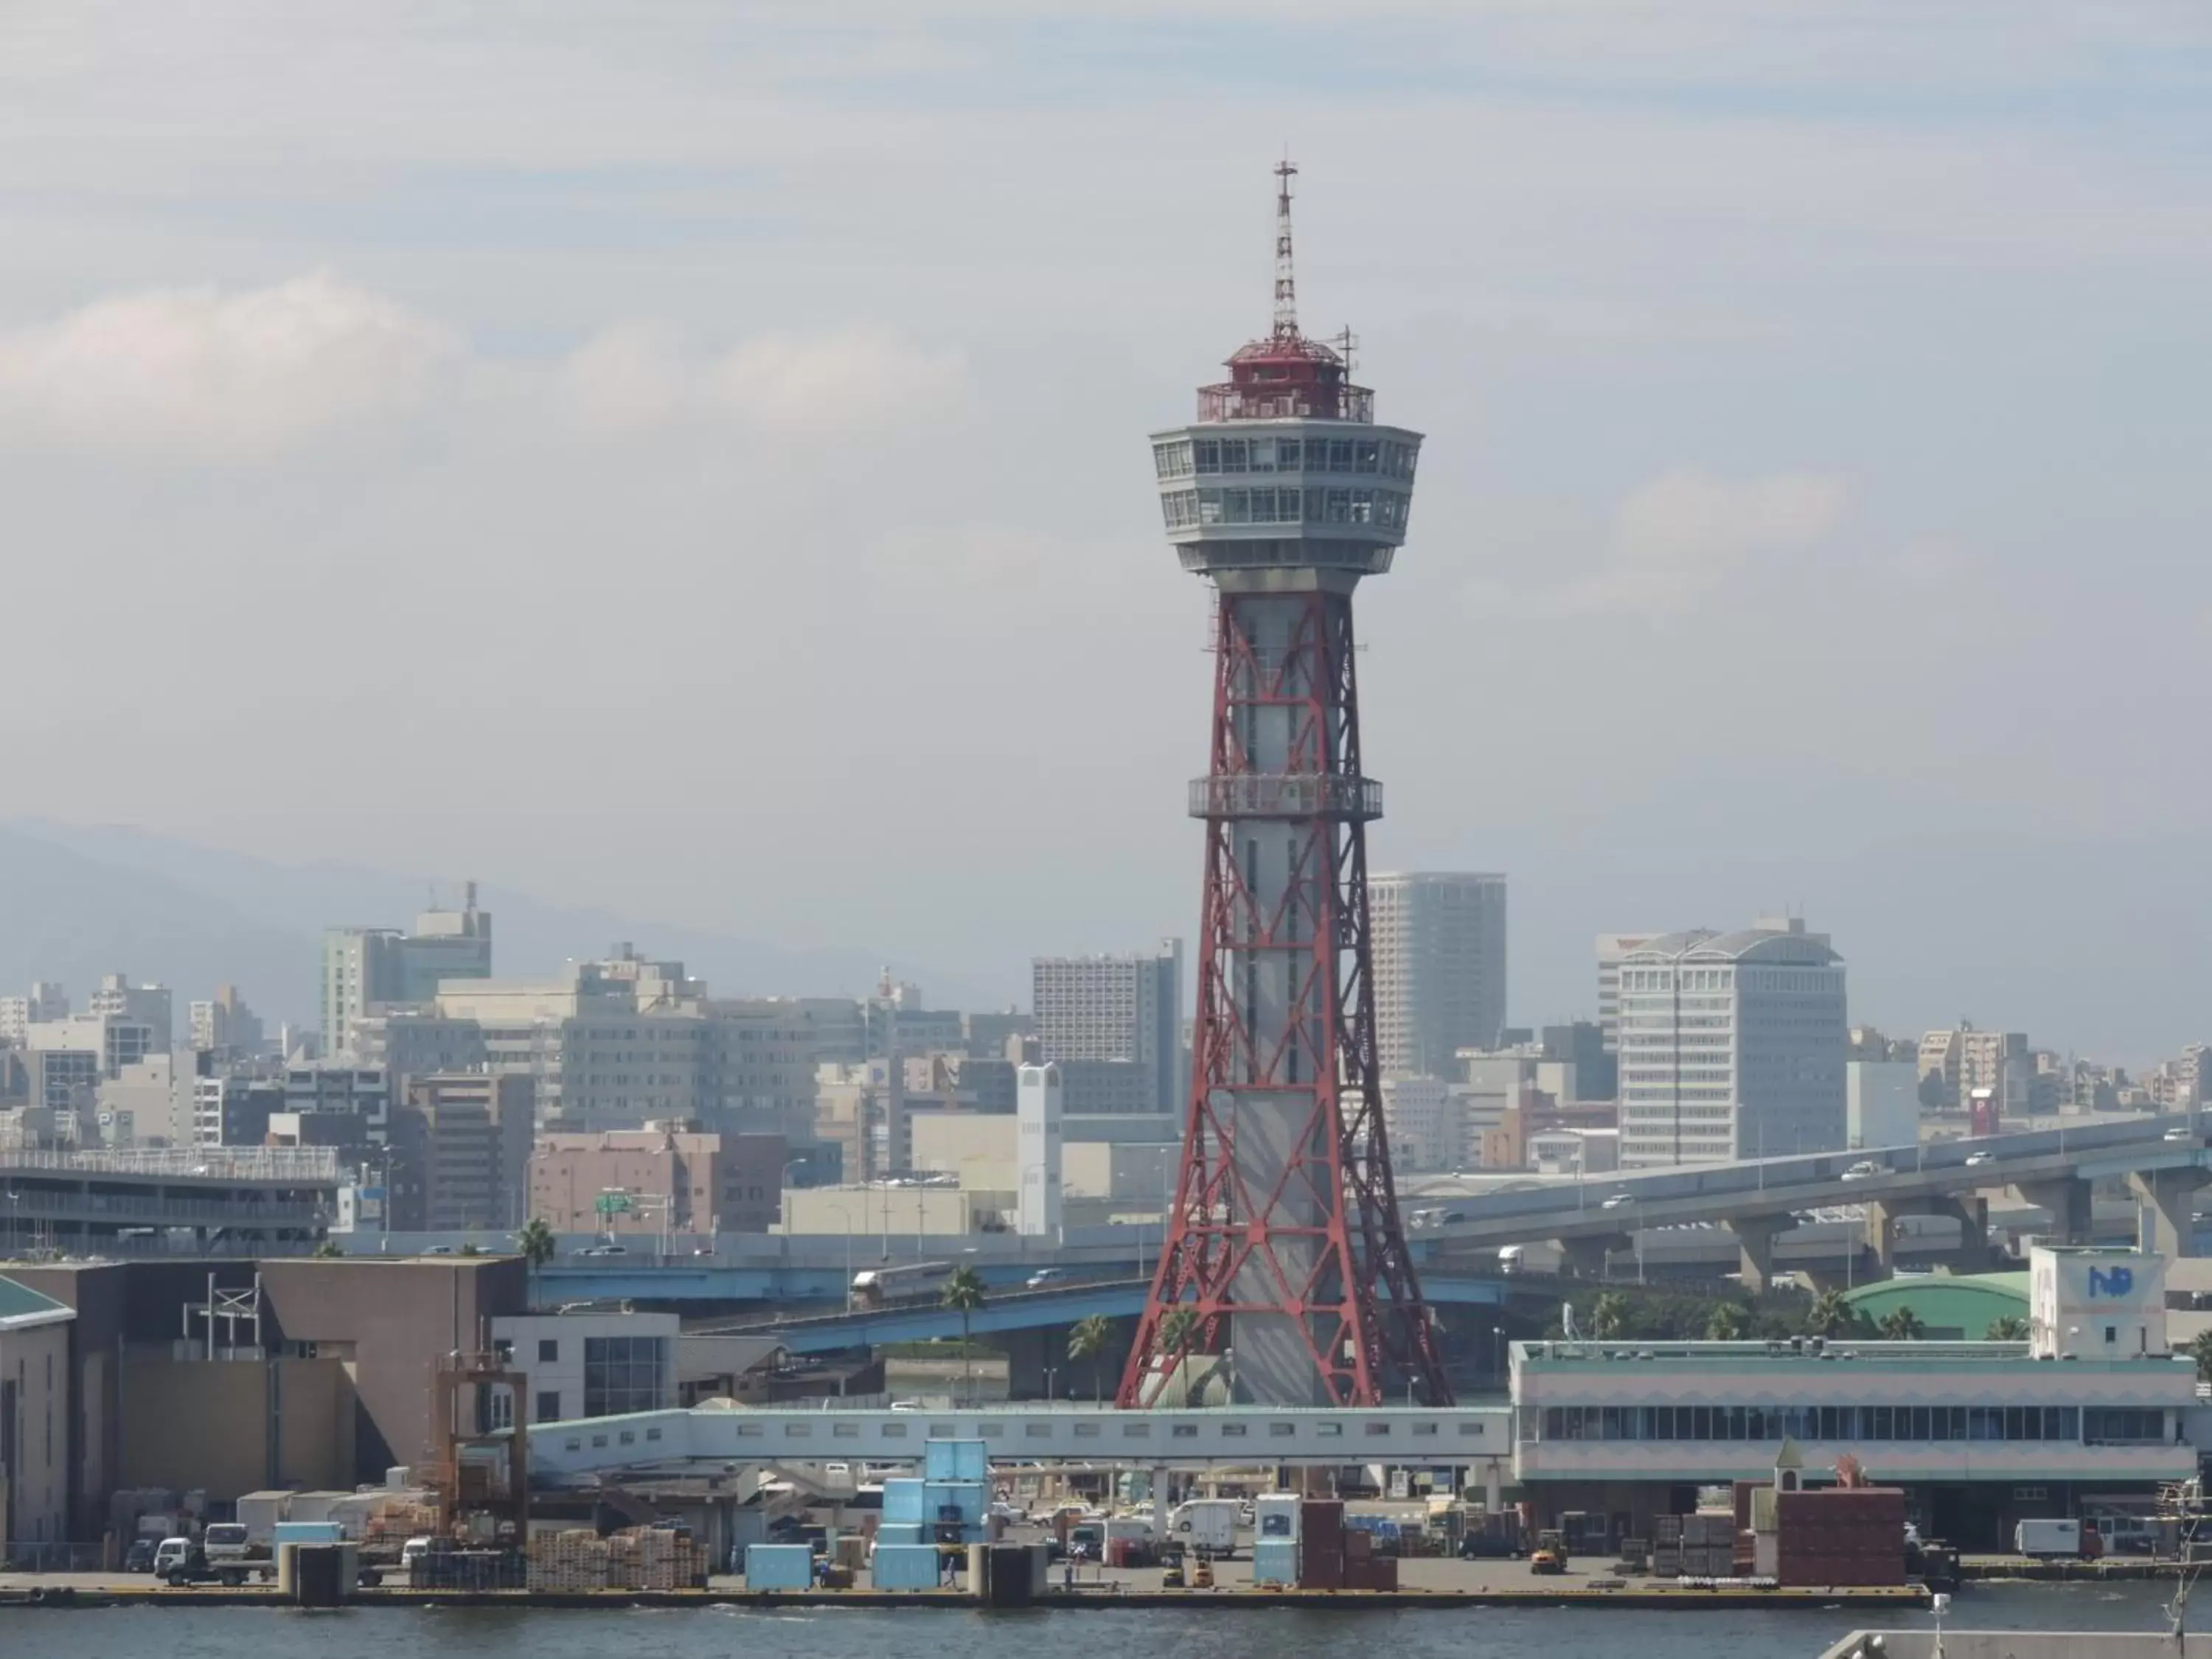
[1119, 164, 1451, 1408]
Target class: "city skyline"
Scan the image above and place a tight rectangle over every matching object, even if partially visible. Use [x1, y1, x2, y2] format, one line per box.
[3, 10, 2209, 1068]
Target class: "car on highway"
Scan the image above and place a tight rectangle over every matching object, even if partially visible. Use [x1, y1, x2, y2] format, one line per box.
[1599, 1192, 1634, 1210]
[1964, 1152, 1994, 1166]
[1026, 1267, 1071, 1289]
[577, 1243, 627, 1257]
[2166, 1127, 2197, 1143]
[1840, 1161, 1883, 1181]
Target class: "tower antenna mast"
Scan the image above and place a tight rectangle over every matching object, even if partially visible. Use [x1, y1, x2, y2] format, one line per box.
[1273, 155, 1299, 341]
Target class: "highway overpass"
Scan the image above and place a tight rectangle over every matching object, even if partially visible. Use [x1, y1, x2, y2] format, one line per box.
[1416, 1115, 2209, 1288]
[0, 1146, 341, 1251]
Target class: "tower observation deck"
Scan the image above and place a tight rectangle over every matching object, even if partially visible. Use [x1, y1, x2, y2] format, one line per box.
[1118, 162, 1450, 1409]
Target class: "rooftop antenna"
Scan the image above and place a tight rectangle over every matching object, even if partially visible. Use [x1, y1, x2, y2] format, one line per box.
[1272, 153, 1299, 342]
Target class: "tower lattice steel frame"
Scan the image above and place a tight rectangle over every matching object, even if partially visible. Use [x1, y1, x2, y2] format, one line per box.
[1118, 162, 1450, 1408]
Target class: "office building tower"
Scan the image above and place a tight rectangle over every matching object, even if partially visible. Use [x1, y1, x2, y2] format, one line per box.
[1032, 940, 1183, 1119]
[189, 986, 265, 1057]
[321, 883, 493, 1054]
[1615, 917, 1847, 1169]
[88, 975, 171, 1051]
[1371, 872, 1508, 1078]
[389, 1074, 534, 1231]
[1598, 933, 1702, 1054]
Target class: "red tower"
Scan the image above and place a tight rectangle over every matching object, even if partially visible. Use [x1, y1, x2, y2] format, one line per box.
[1118, 163, 1450, 1408]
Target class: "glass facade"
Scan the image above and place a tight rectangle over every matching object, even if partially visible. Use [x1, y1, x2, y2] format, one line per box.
[582, 1335, 667, 1418]
[1535, 1402, 2171, 1447]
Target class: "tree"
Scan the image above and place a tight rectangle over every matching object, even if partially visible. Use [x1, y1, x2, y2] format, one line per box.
[1589, 1292, 1630, 1340]
[942, 1266, 987, 1405]
[1705, 1302, 1750, 1340]
[312, 1238, 345, 1259]
[1878, 1306, 1926, 1341]
[1804, 1290, 1859, 1339]
[2188, 1329, 2212, 1385]
[518, 1217, 557, 1307]
[1158, 1306, 1200, 1356]
[1986, 1315, 2030, 1342]
[1068, 1315, 1117, 1405]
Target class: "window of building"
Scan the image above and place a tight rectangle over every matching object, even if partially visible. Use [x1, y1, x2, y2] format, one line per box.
[582, 1335, 666, 1418]
[538, 1338, 558, 1363]
[536, 1389, 562, 1422]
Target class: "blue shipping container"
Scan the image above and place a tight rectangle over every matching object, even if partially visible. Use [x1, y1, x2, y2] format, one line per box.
[1252, 1540, 1299, 1585]
[882, 1479, 928, 1524]
[872, 1523, 928, 1547]
[924, 1439, 990, 1482]
[870, 1544, 946, 1592]
[922, 1481, 987, 1523]
[744, 1544, 815, 1590]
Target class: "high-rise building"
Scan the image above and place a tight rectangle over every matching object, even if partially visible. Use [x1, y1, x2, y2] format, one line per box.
[1615, 917, 1847, 1169]
[88, 975, 172, 1051]
[321, 883, 493, 1054]
[425, 948, 815, 1136]
[283, 1062, 392, 1145]
[1917, 1023, 2030, 1122]
[1597, 933, 1693, 1054]
[0, 983, 68, 1046]
[389, 1073, 534, 1231]
[1032, 941, 1183, 1119]
[192, 1072, 286, 1148]
[189, 985, 265, 1057]
[1370, 872, 1508, 1079]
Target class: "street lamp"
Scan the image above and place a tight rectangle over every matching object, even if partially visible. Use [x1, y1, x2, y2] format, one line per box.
[826, 1203, 855, 1310]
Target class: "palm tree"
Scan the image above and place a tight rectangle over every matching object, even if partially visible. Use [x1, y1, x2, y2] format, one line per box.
[1986, 1315, 2030, 1342]
[518, 1216, 557, 1308]
[1878, 1306, 1926, 1341]
[1804, 1290, 1858, 1339]
[1706, 1302, 1750, 1340]
[1588, 1291, 1630, 1340]
[942, 1266, 987, 1404]
[1068, 1315, 1116, 1404]
[2188, 1329, 2212, 1385]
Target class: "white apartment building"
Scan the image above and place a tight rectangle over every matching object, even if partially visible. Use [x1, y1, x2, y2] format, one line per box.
[1371, 872, 1507, 1079]
[1031, 941, 1183, 1117]
[0, 983, 67, 1046]
[1379, 1075, 1455, 1172]
[1616, 917, 1846, 1169]
[431, 949, 816, 1134]
[321, 884, 493, 1055]
[1594, 934, 1667, 1056]
[87, 975, 171, 1051]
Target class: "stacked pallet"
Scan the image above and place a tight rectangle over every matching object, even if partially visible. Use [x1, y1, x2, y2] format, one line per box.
[527, 1527, 707, 1591]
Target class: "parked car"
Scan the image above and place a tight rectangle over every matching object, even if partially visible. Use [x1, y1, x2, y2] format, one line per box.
[422, 1244, 455, 1256]
[124, 1539, 157, 1573]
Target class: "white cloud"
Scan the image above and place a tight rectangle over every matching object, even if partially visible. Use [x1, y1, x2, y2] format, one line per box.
[1541, 467, 1850, 615]
[558, 324, 965, 439]
[0, 272, 456, 460]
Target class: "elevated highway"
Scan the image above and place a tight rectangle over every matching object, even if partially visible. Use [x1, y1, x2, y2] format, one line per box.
[1418, 1116, 2209, 1288]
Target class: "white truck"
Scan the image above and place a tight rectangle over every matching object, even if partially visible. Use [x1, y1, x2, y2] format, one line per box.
[1169, 1499, 1241, 1559]
[2014, 1518, 2084, 1559]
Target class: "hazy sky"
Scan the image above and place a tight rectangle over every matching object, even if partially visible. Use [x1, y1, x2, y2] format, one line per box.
[4, 5, 2209, 1045]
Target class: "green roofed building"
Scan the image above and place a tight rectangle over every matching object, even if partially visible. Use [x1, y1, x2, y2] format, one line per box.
[0, 1273, 74, 1548]
[1843, 1272, 2028, 1340]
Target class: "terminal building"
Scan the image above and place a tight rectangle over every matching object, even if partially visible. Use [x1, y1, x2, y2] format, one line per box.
[1511, 1246, 2199, 1551]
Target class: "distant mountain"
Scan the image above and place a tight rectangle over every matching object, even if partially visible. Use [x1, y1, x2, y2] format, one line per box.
[0, 820, 982, 1027]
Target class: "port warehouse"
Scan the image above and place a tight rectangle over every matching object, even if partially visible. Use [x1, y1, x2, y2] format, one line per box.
[1, 1246, 2204, 1559]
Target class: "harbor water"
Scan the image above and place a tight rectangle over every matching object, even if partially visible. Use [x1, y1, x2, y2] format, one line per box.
[6, 1581, 2195, 1659]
